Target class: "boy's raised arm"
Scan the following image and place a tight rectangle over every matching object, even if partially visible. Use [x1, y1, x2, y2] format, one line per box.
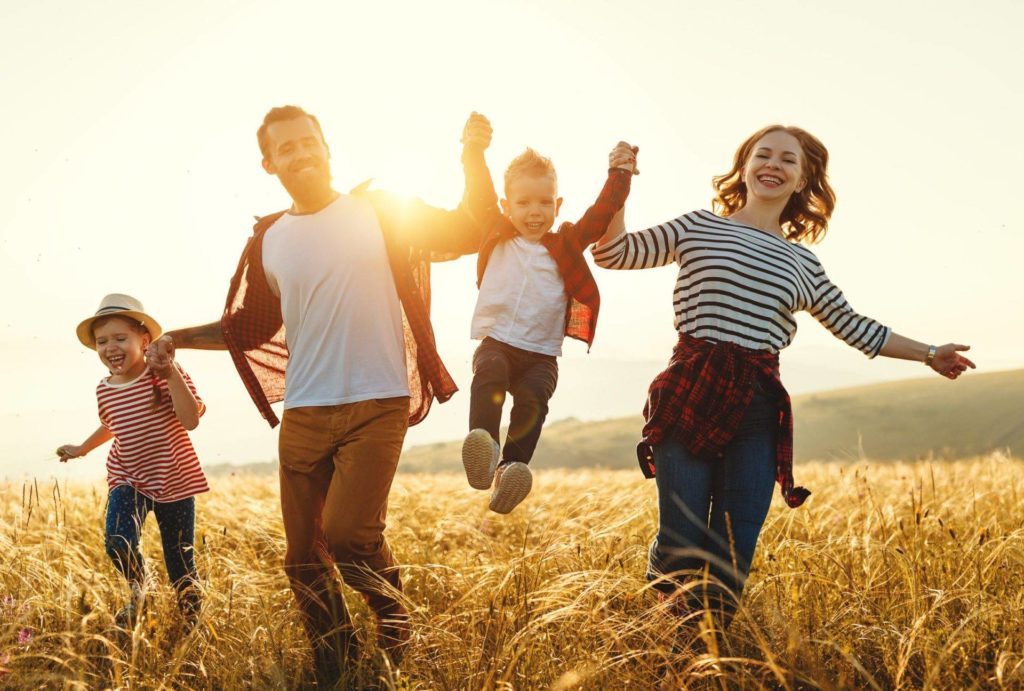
[568, 141, 637, 249]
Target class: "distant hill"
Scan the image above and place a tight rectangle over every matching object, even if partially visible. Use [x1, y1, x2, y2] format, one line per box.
[392, 369, 1024, 473]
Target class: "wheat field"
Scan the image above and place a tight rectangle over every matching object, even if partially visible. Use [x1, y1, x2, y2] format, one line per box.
[2, 454, 1023, 689]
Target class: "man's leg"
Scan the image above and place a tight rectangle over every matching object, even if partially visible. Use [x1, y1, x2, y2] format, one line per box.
[278, 406, 358, 676]
[320, 396, 410, 663]
[465, 338, 512, 489]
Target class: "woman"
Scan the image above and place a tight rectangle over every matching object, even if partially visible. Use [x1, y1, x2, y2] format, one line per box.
[595, 129, 974, 622]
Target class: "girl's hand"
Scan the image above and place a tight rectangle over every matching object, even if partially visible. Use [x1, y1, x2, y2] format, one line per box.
[146, 335, 175, 379]
[56, 444, 84, 462]
[930, 343, 976, 380]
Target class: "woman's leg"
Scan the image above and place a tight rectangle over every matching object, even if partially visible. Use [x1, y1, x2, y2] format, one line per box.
[153, 496, 201, 622]
[705, 389, 778, 621]
[648, 438, 714, 597]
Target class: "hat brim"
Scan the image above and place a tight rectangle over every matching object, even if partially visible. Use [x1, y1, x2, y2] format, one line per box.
[77, 310, 163, 350]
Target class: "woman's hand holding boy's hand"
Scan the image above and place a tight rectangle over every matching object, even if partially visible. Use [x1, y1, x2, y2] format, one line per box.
[56, 444, 83, 462]
[147, 335, 175, 379]
[609, 141, 639, 174]
[461, 112, 493, 150]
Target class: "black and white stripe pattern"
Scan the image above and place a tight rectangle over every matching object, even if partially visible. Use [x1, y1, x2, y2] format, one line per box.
[592, 210, 890, 356]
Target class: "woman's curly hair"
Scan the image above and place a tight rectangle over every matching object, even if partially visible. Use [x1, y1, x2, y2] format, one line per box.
[712, 125, 836, 244]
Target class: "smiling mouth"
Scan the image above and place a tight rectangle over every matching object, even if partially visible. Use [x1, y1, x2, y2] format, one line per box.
[106, 354, 125, 369]
[525, 222, 544, 230]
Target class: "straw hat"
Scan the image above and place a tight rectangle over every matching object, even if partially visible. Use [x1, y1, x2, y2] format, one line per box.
[76, 294, 163, 349]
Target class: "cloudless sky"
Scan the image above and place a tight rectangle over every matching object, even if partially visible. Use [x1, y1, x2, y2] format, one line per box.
[2, 0, 1021, 479]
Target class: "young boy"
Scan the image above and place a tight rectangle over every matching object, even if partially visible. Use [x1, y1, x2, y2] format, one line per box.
[462, 142, 637, 513]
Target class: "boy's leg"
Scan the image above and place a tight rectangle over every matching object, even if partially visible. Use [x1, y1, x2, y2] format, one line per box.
[468, 338, 512, 443]
[153, 496, 201, 623]
[465, 338, 511, 489]
[320, 396, 410, 663]
[278, 406, 359, 674]
[502, 353, 558, 464]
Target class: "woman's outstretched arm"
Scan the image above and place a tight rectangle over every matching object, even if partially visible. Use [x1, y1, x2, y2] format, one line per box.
[879, 333, 975, 379]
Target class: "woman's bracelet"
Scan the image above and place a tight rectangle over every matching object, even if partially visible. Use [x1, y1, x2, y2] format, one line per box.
[924, 344, 937, 366]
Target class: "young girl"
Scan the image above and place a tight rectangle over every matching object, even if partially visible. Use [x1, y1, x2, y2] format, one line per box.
[593, 129, 975, 624]
[57, 294, 208, 630]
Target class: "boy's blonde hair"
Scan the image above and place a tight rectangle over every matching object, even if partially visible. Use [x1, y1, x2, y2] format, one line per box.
[504, 148, 557, 197]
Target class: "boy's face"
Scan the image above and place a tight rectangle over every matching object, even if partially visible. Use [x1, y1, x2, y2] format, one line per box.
[501, 174, 562, 241]
[93, 317, 150, 378]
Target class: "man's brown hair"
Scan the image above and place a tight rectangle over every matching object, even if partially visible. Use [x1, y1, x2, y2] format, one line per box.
[256, 105, 326, 160]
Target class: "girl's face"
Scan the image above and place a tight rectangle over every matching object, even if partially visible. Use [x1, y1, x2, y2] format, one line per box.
[93, 317, 150, 378]
[742, 130, 806, 203]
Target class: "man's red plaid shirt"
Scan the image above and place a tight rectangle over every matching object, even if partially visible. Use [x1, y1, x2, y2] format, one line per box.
[638, 332, 811, 508]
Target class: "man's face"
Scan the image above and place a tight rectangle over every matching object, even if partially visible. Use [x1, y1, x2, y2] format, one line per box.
[501, 174, 562, 241]
[261, 116, 331, 196]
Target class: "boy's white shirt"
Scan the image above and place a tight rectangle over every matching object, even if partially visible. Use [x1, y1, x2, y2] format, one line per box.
[471, 236, 569, 356]
[262, 194, 410, 409]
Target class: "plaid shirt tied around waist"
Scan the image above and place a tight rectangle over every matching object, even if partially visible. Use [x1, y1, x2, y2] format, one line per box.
[638, 333, 811, 508]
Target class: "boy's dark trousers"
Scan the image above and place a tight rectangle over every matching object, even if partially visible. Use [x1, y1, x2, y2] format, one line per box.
[469, 337, 558, 464]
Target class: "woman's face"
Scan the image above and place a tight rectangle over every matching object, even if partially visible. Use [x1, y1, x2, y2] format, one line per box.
[742, 130, 806, 203]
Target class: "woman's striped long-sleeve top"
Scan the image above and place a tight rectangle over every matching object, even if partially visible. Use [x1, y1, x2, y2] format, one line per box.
[591, 209, 890, 356]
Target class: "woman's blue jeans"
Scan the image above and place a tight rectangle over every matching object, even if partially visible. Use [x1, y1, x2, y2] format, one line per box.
[647, 388, 778, 619]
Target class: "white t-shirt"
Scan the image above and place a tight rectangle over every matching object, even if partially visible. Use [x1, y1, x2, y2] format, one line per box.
[262, 195, 409, 408]
[471, 236, 569, 356]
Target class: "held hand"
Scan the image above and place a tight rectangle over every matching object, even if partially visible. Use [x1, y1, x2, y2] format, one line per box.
[146, 335, 175, 379]
[930, 343, 976, 380]
[56, 444, 83, 463]
[609, 141, 639, 174]
[461, 112, 492, 150]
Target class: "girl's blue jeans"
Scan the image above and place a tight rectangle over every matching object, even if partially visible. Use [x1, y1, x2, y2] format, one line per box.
[105, 484, 200, 615]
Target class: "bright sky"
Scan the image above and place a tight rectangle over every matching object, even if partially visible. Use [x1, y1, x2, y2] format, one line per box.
[2, 0, 1022, 479]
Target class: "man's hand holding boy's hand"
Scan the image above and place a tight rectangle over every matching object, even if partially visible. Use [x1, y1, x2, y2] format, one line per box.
[147, 335, 175, 379]
[461, 112, 493, 151]
[609, 141, 639, 174]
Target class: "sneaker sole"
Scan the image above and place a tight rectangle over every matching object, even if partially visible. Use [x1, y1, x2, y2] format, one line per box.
[462, 429, 497, 490]
[489, 463, 533, 514]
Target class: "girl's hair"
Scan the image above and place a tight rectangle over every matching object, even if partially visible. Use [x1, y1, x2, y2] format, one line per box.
[712, 125, 836, 244]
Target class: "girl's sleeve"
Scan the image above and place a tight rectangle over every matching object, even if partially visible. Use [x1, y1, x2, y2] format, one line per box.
[175, 362, 206, 416]
[808, 260, 891, 357]
[591, 213, 687, 270]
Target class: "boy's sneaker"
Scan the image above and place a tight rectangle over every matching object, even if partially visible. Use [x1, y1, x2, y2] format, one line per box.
[489, 462, 533, 514]
[462, 429, 500, 490]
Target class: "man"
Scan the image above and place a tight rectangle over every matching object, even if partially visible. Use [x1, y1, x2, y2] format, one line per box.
[149, 106, 497, 682]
